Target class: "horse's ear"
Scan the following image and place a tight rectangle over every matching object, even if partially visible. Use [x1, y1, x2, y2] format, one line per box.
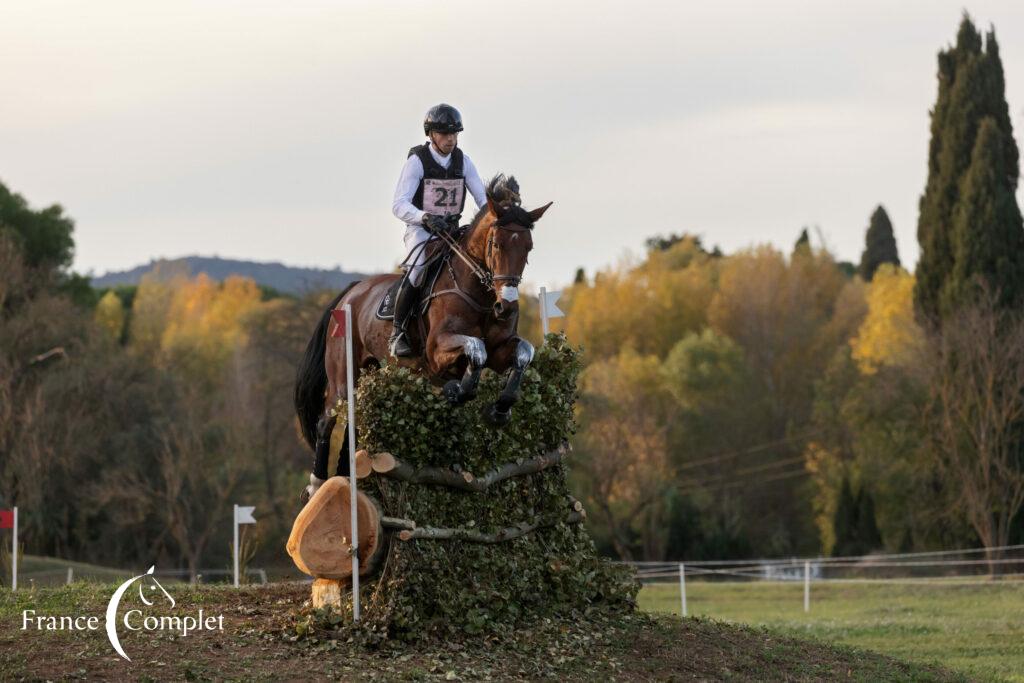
[488, 197, 505, 218]
[528, 202, 553, 223]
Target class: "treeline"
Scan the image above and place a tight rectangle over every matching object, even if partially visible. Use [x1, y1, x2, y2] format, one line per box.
[0, 193, 329, 576]
[550, 14, 1024, 561]
[2, 14, 1022, 572]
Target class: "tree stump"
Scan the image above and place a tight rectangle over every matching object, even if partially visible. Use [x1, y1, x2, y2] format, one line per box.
[311, 578, 344, 609]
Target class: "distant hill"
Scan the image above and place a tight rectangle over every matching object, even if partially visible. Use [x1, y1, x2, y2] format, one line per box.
[90, 255, 372, 295]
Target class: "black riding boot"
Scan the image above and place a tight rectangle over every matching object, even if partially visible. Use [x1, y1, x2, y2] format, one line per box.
[389, 282, 421, 358]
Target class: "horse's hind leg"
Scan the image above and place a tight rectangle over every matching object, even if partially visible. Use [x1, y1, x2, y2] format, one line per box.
[304, 412, 337, 502]
[334, 421, 353, 477]
[431, 333, 488, 405]
[485, 337, 535, 427]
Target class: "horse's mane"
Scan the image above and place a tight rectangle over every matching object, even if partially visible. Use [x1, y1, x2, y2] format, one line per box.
[468, 174, 534, 230]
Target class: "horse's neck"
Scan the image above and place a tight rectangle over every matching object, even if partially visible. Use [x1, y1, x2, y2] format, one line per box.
[442, 222, 490, 297]
[459, 220, 490, 263]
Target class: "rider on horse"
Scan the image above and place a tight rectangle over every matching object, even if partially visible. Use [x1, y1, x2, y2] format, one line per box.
[389, 103, 489, 358]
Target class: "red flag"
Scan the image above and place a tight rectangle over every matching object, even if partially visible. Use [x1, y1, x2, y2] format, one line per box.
[0, 510, 12, 530]
[330, 310, 347, 339]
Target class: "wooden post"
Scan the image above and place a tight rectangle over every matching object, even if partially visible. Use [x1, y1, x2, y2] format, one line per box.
[678, 563, 687, 617]
[803, 561, 810, 613]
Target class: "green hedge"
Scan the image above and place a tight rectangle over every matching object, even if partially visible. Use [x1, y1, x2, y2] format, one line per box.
[347, 334, 637, 640]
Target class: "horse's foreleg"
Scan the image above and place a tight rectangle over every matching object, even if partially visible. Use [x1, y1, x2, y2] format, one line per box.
[432, 333, 488, 405]
[486, 337, 535, 427]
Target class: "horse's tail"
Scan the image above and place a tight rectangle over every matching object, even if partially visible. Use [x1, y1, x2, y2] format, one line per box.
[294, 283, 359, 451]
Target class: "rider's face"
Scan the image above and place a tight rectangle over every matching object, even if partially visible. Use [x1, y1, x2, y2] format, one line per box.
[430, 131, 458, 155]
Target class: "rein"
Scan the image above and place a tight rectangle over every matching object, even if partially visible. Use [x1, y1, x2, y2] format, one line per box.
[423, 218, 532, 315]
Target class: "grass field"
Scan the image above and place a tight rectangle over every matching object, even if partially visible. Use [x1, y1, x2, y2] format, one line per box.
[640, 579, 1024, 682]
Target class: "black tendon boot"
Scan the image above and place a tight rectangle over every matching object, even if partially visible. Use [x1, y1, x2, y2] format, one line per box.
[388, 282, 421, 358]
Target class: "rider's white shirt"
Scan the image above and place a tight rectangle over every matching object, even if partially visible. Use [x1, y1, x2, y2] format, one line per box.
[392, 143, 487, 228]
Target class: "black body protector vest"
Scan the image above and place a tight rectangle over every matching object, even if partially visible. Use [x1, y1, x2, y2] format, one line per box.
[409, 144, 466, 217]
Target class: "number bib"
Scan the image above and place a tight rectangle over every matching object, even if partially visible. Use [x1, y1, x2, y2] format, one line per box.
[422, 178, 465, 216]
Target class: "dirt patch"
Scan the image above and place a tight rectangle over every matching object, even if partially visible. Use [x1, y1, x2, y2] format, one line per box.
[0, 582, 965, 681]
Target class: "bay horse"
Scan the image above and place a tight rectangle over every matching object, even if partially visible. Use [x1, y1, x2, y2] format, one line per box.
[294, 175, 552, 498]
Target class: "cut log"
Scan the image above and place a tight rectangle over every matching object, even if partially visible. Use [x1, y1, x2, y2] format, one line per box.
[381, 516, 416, 531]
[370, 452, 396, 473]
[286, 476, 385, 579]
[375, 442, 568, 492]
[354, 450, 372, 479]
[311, 578, 345, 609]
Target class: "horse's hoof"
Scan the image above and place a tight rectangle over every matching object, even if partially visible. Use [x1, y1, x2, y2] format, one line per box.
[484, 403, 512, 428]
[444, 380, 462, 404]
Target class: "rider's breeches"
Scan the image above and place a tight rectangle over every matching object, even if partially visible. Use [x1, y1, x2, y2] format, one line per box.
[403, 225, 431, 287]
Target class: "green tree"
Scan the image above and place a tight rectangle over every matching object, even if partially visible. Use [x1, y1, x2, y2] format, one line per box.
[859, 206, 900, 281]
[914, 15, 1020, 326]
[0, 181, 74, 271]
[943, 118, 1024, 313]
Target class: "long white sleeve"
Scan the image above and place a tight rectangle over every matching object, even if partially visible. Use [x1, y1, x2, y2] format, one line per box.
[392, 155, 426, 225]
[462, 153, 488, 211]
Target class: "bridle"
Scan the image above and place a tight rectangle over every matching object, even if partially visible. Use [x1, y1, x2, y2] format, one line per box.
[431, 219, 532, 291]
[487, 223, 532, 288]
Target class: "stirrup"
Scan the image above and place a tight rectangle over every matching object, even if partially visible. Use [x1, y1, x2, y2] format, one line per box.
[389, 330, 414, 358]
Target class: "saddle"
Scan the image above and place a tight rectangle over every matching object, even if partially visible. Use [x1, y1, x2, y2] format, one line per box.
[375, 239, 449, 321]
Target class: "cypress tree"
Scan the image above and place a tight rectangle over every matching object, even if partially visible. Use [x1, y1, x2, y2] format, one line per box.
[859, 206, 900, 281]
[914, 14, 1021, 326]
[943, 118, 1024, 313]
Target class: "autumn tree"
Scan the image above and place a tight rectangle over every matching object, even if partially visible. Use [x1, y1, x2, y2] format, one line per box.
[850, 265, 922, 374]
[565, 236, 716, 359]
[573, 349, 676, 561]
[94, 290, 126, 342]
[920, 291, 1024, 562]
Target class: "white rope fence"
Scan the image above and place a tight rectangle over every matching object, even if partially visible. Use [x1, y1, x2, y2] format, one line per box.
[624, 543, 1024, 615]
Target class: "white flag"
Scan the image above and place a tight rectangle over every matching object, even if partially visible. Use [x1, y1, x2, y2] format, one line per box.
[235, 506, 256, 525]
[542, 289, 564, 318]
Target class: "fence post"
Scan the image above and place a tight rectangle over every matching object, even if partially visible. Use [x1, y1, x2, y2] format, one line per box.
[66, 567, 73, 585]
[678, 563, 687, 617]
[803, 560, 810, 613]
[11, 506, 17, 592]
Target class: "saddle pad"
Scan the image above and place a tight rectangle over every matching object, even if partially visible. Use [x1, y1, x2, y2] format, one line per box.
[375, 247, 449, 321]
[376, 279, 402, 320]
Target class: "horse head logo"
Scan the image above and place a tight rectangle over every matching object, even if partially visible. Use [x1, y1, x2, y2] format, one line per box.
[105, 566, 174, 661]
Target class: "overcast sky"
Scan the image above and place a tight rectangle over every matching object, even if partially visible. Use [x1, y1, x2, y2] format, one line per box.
[3, 1, 1024, 289]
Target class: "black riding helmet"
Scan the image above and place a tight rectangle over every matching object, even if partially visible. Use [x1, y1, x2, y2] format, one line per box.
[423, 103, 464, 135]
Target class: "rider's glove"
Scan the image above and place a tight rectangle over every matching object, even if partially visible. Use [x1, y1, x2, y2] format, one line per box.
[422, 213, 449, 234]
